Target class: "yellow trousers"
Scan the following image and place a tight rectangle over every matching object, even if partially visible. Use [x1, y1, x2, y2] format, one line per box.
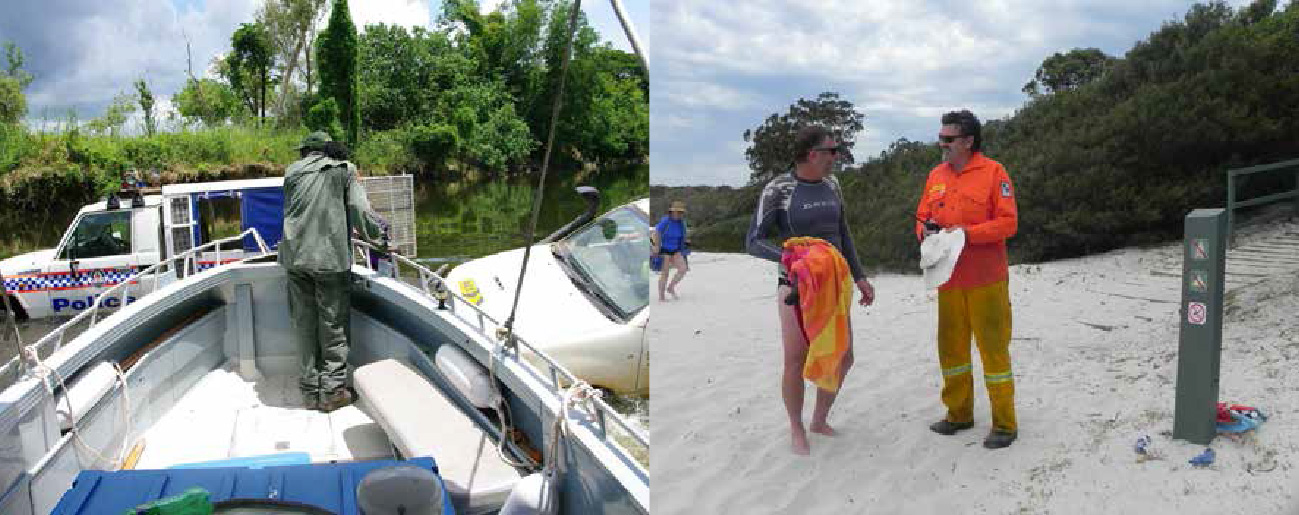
[937, 280, 1016, 433]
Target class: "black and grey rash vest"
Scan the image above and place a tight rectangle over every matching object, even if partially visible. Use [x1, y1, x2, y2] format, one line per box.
[745, 171, 865, 281]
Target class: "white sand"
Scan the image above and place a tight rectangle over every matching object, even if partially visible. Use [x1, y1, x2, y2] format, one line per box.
[651, 229, 1299, 513]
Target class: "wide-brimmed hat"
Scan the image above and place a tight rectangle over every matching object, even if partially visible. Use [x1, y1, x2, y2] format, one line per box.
[296, 131, 332, 150]
[668, 201, 687, 213]
[920, 228, 965, 289]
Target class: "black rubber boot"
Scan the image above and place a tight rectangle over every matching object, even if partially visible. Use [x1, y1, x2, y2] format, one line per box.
[929, 420, 975, 435]
[983, 430, 1017, 449]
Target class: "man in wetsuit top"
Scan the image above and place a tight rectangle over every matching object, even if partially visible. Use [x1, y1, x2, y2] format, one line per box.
[746, 125, 876, 455]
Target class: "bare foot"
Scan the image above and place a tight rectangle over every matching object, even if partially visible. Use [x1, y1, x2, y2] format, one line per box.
[667, 286, 679, 298]
[809, 421, 838, 436]
[791, 427, 810, 455]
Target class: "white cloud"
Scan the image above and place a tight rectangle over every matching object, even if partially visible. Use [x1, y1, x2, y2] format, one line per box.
[352, 0, 431, 30]
[9, 0, 433, 124]
[8, 0, 260, 120]
[663, 81, 764, 111]
[652, 162, 750, 187]
[652, 0, 1260, 186]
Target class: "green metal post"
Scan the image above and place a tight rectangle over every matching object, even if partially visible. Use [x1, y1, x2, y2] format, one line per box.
[1173, 209, 1227, 445]
[1294, 171, 1299, 215]
[1226, 174, 1235, 246]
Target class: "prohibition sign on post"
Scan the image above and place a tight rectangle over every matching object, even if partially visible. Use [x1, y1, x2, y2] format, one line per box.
[1187, 302, 1207, 325]
[1192, 239, 1209, 260]
[1189, 270, 1208, 293]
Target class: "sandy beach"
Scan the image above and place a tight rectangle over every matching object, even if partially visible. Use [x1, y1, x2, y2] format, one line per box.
[650, 223, 1299, 513]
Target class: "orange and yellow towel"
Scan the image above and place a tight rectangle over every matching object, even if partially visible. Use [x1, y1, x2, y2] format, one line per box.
[781, 237, 853, 392]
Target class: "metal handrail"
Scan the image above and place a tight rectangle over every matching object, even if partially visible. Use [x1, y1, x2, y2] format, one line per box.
[1225, 157, 1299, 243]
[351, 239, 650, 453]
[15, 228, 270, 376]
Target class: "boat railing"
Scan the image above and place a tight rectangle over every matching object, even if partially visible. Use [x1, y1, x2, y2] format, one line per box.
[350, 240, 650, 458]
[7, 228, 269, 381]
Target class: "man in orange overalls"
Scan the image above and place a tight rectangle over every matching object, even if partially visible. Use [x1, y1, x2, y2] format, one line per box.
[915, 110, 1019, 449]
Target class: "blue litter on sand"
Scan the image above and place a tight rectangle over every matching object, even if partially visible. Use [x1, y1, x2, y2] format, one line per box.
[1134, 435, 1151, 455]
[1189, 448, 1215, 467]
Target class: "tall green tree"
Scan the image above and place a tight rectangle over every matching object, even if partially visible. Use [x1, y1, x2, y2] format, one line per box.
[134, 78, 156, 136]
[259, 0, 328, 124]
[742, 92, 866, 185]
[174, 78, 242, 126]
[440, 0, 546, 106]
[533, 0, 597, 146]
[0, 42, 32, 124]
[228, 22, 275, 124]
[1022, 47, 1114, 96]
[0, 78, 22, 124]
[316, 0, 359, 145]
[356, 24, 466, 132]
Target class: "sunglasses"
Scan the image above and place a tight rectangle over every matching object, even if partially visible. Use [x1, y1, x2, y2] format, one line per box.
[812, 146, 842, 155]
[938, 134, 967, 144]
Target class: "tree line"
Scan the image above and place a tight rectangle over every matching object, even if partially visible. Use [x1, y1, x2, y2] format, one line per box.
[1, 0, 647, 180]
[656, 0, 1299, 272]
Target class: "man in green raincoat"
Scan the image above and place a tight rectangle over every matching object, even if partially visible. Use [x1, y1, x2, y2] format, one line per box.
[279, 132, 387, 412]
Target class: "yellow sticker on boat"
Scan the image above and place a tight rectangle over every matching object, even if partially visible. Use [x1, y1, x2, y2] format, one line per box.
[459, 279, 483, 305]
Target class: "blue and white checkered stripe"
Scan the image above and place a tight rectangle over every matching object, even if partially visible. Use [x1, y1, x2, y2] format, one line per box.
[3, 267, 140, 292]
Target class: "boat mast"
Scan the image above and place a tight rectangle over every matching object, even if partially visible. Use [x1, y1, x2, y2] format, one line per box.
[502, 0, 649, 339]
[609, 0, 648, 73]
[502, 0, 586, 340]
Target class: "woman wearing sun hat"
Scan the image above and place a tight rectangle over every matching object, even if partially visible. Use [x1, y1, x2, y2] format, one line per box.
[652, 201, 690, 301]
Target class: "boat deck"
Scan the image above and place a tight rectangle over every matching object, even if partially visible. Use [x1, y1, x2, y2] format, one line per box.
[133, 368, 395, 470]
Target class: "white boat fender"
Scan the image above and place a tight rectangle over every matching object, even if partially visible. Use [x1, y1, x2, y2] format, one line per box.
[55, 361, 118, 431]
[435, 344, 501, 409]
[498, 471, 558, 515]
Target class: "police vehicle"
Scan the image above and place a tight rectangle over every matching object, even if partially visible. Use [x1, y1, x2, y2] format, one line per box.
[0, 176, 414, 320]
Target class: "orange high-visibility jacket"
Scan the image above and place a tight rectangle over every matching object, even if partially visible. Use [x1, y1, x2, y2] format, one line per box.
[915, 152, 1018, 289]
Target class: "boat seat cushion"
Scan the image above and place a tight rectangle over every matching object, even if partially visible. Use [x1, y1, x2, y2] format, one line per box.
[354, 359, 522, 515]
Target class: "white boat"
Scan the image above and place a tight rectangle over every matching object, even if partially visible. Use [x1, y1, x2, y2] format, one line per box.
[446, 192, 650, 395]
[0, 229, 649, 514]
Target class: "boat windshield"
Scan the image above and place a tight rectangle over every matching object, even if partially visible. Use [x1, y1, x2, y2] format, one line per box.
[559, 207, 651, 318]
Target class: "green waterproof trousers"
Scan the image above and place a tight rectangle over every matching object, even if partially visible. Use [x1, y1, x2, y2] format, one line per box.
[288, 269, 351, 395]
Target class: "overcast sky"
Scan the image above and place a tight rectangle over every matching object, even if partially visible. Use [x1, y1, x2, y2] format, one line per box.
[0, 0, 648, 130]
[651, 0, 1259, 186]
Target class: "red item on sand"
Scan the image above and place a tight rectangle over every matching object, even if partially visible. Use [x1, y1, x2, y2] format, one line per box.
[1217, 402, 1258, 423]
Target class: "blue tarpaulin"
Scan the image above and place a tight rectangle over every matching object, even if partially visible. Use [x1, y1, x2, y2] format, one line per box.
[240, 188, 285, 251]
[51, 457, 452, 515]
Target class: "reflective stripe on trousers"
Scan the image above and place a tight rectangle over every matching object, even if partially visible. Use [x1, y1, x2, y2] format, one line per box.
[937, 280, 1016, 432]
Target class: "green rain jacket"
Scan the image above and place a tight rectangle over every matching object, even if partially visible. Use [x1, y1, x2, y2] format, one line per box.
[278, 153, 386, 272]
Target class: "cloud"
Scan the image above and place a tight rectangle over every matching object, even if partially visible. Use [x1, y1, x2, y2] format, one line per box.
[651, 0, 1259, 186]
[3, 0, 432, 124]
[651, 161, 751, 187]
[352, 0, 431, 30]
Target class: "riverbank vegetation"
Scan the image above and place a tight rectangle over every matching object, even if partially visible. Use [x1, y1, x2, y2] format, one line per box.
[0, 0, 648, 259]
